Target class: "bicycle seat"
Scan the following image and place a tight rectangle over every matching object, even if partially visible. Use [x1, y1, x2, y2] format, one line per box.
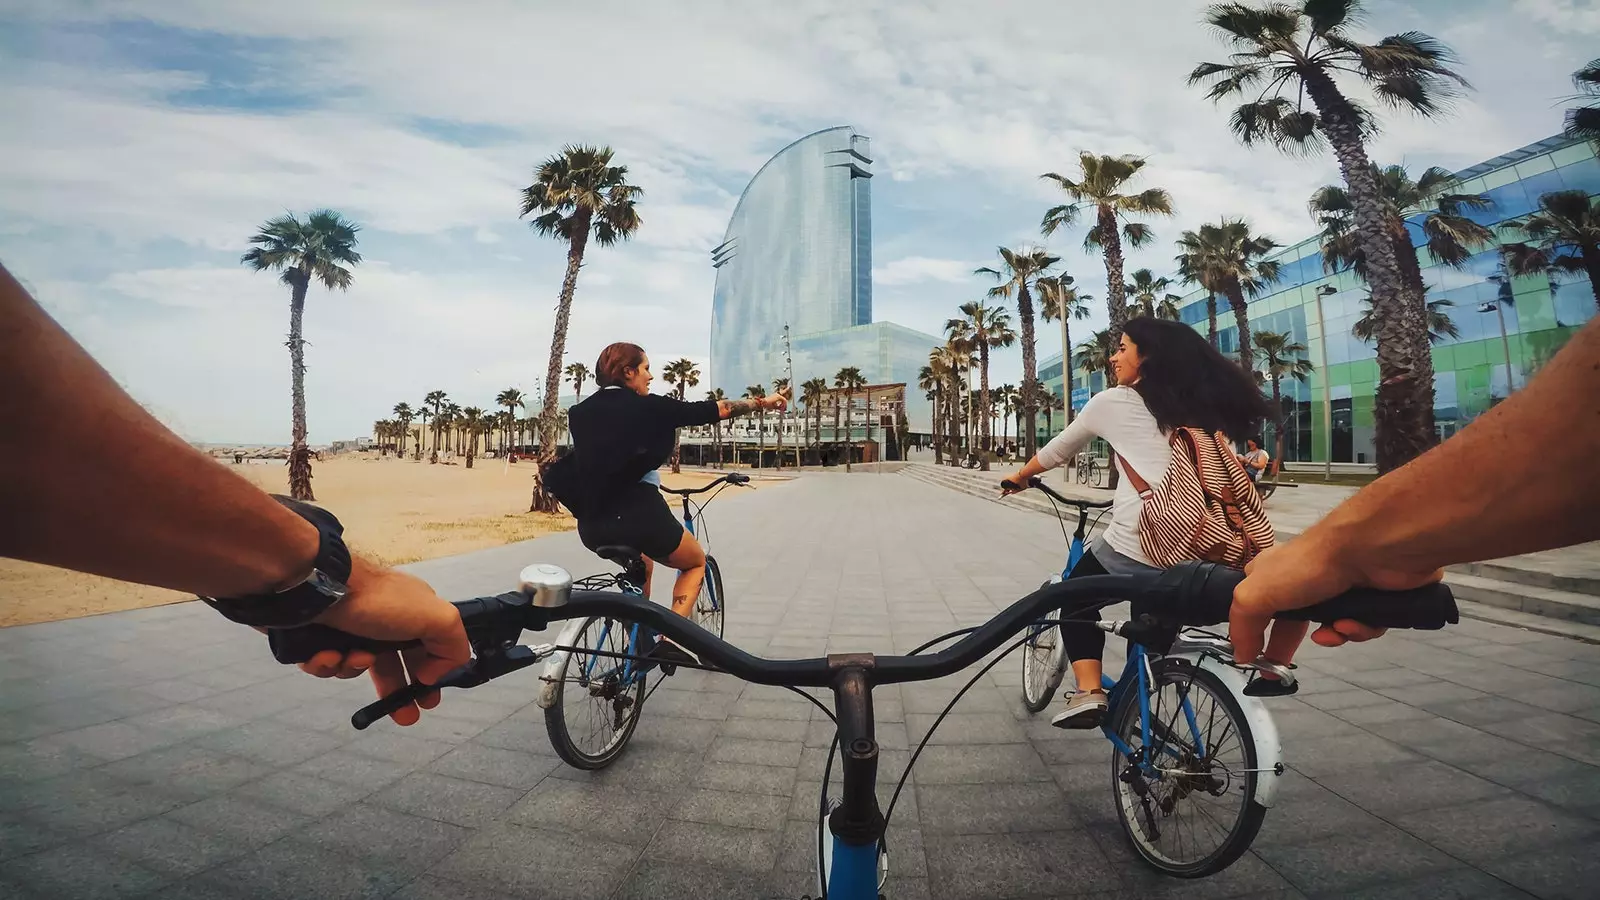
[594, 545, 643, 568]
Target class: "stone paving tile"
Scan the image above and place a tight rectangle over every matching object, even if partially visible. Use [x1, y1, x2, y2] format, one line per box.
[5, 472, 1599, 897]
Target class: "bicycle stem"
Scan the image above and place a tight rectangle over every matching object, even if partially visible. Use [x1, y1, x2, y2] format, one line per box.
[829, 666, 886, 849]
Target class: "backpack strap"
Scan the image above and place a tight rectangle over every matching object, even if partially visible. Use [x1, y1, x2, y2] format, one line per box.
[1116, 452, 1155, 499]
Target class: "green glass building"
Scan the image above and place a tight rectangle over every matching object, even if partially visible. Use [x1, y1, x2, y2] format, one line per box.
[1039, 134, 1599, 467]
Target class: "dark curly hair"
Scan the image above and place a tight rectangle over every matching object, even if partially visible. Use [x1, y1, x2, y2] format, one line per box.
[1121, 317, 1269, 438]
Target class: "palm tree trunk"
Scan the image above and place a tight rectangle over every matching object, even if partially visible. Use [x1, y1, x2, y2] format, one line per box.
[531, 208, 592, 512]
[286, 274, 314, 501]
[1206, 292, 1219, 350]
[1270, 375, 1284, 477]
[932, 385, 943, 465]
[1059, 314, 1076, 426]
[1099, 205, 1129, 361]
[757, 410, 766, 468]
[843, 391, 853, 472]
[1391, 224, 1438, 444]
[1227, 279, 1253, 372]
[1017, 284, 1040, 458]
[1302, 68, 1424, 473]
[978, 346, 991, 471]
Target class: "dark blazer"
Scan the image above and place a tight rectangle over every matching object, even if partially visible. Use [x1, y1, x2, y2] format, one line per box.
[543, 388, 719, 515]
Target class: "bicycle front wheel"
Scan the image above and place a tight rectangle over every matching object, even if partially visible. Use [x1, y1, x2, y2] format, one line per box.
[1109, 658, 1266, 878]
[695, 555, 726, 639]
[544, 616, 647, 770]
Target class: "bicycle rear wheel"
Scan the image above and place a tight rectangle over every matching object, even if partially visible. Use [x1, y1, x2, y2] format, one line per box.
[695, 556, 726, 639]
[1109, 657, 1265, 877]
[544, 616, 647, 770]
[1021, 580, 1065, 713]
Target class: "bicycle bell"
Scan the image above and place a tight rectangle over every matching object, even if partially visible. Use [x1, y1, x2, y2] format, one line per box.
[518, 563, 572, 608]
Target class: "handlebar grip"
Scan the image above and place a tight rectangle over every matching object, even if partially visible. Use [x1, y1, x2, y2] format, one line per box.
[267, 624, 422, 665]
[1277, 583, 1460, 631]
[728, 473, 750, 485]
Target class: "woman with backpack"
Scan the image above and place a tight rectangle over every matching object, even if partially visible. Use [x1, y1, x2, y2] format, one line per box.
[1001, 317, 1302, 729]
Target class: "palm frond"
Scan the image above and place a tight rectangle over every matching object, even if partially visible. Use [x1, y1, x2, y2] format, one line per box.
[1122, 222, 1156, 248]
[1304, 0, 1360, 36]
[1228, 99, 1324, 154]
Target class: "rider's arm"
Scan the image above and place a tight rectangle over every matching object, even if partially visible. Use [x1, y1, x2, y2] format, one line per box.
[0, 262, 321, 597]
[1008, 392, 1107, 484]
[1231, 316, 1600, 660]
[0, 262, 468, 723]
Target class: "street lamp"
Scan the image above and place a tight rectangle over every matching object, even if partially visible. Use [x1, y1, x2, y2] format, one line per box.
[1314, 284, 1336, 481]
[1483, 276, 1516, 401]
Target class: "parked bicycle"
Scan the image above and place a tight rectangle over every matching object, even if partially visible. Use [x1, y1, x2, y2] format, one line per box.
[1074, 450, 1104, 487]
[270, 537, 1459, 897]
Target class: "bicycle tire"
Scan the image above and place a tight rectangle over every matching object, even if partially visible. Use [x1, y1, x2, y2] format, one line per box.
[1109, 657, 1266, 878]
[696, 556, 726, 639]
[544, 616, 647, 770]
[1020, 620, 1064, 713]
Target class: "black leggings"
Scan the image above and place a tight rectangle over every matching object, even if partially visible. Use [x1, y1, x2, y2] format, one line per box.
[1059, 547, 1117, 665]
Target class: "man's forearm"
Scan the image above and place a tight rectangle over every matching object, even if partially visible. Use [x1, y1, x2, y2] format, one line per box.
[1318, 316, 1600, 573]
[0, 263, 319, 597]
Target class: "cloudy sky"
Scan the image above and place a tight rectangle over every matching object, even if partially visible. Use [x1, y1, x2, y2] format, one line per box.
[4, 0, 1593, 443]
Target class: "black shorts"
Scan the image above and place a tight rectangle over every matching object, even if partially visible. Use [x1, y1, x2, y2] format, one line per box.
[576, 482, 686, 561]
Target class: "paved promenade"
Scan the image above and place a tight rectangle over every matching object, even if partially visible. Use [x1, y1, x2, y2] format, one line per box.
[2, 473, 1597, 898]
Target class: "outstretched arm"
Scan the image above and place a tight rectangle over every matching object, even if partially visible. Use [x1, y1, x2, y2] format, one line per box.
[1231, 316, 1600, 663]
[717, 388, 788, 420]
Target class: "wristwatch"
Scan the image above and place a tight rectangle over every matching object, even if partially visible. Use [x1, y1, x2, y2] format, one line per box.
[199, 495, 353, 629]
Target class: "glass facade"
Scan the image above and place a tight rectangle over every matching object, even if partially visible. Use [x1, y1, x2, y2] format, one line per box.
[710, 126, 940, 434]
[1043, 134, 1598, 466]
[711, 126, 874, 401]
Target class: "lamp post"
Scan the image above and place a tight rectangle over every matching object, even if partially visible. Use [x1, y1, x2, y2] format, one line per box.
[1314, 285, 1337, 481]
[1483, 276, 1516, 402]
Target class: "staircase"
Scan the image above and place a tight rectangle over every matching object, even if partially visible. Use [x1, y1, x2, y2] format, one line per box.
[900, 462, 1600, 643]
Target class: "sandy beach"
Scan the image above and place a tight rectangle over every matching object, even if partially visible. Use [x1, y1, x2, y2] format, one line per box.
[1, 455, 759, 628]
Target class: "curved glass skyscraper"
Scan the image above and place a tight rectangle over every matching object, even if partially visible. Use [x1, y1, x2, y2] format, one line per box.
[710, 126, 939, 432]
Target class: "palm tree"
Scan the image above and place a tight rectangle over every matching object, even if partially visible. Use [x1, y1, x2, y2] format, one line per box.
[1190, 0, 1468, 472]
[975, 246, 1059, 456]
[935, 338, 974, 465]
[241, 210, 362, 500]
[1125, 269, 1182, 320]
[1040, 153, 1174, 358]
[1353, 294, 1459, 345]
[994, 383, 1019, 450]
[520, 145, 643, 511]
[392, 402, 415, 458]
[662, 358, 699, 473]
[565, 362, 591, 404]
[1037, 275, 1093, 426]
[1254, 330, 1315, 475]
[1181, 219, 1282, 371]
[1501, 190, 1600, 309]
[801, 377, 829, 461]
[834, 367, 867, 472]
[494, 388, 525, 456]
[918, 360, 949, 466]
[1175, 228, 1225, 349]
[744, 384, 768, 467]
[945, 301, 1015, 470]
[772, 376, 791, 469]
[1565, 58, 1600, 141]
[459, 407, 485, 468]
[421, 390, 448, 462]
[1075, 330, 1114, 385]
[1040, 385, 1065, 441]
[1310, 163, 1494, 433]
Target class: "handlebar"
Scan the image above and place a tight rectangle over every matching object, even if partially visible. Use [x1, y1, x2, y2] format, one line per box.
[658, 471, 751, 496]
[1002, 475, 1114, 510]
[265, 560, 1459, 727]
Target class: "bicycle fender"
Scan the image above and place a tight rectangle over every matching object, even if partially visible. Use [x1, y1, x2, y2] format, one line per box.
[534, 617, 593, 709]
[1194, 654, 1284, 808]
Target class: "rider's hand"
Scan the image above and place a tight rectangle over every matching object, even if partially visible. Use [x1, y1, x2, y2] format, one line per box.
[767, 388, 791, 411]
[999, 478, 1026, 498]
[293, 557, 471, 726]
[1229, 537, 1443, 667]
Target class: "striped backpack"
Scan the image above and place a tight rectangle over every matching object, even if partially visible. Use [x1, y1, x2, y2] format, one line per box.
[1117, 428, 1274, 569]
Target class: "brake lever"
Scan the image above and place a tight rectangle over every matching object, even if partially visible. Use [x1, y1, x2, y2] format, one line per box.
[350, 642, 556, 730]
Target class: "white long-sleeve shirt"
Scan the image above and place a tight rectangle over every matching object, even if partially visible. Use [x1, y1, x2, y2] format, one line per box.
[1037, 386, 1173, 566]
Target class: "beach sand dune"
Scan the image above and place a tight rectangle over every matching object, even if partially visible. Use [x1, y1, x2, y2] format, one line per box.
[1, 454, 756, 627]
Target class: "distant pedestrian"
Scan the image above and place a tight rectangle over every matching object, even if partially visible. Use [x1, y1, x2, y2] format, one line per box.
[1240, 437, 1270, 484]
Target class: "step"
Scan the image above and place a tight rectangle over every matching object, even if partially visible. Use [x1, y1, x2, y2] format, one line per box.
[1450, 560, 1600, 598]
[1452, 598, 1600, 645]
[1441, 572, 1600, 628]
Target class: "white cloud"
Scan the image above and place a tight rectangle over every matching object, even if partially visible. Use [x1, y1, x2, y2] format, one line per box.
[874, 256, 981, 286]
[2, 0, 1587, 438]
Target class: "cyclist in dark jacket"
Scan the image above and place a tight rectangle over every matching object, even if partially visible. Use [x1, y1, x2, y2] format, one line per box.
[544, 342, 786, 663]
